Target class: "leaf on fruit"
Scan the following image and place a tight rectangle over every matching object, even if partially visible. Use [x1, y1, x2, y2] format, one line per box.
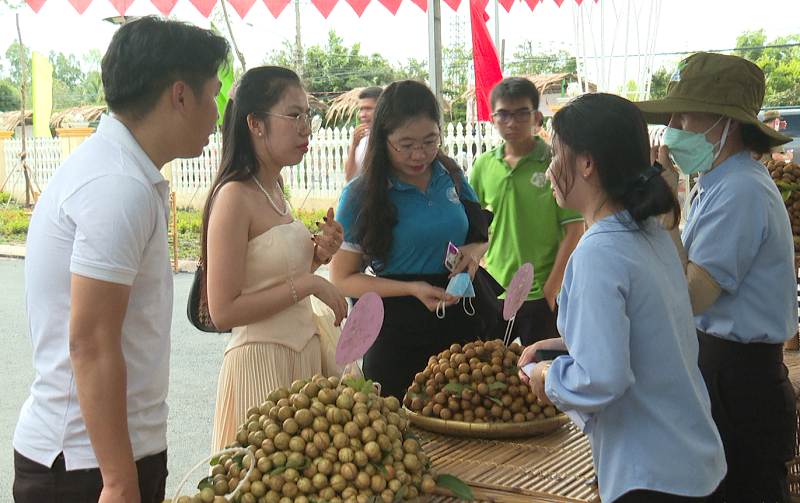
[197, 476, 214, 490]
[436, 473, 474, 501]
[444, 382, 468, 393]
[404, 433, 428, 443]
[210, 455, 220, 466]
[270, 465, 287, 475]
[406, 390, 428, 401]
[372, 461, 388, 475]
[391, 483, 408, 502]
[486, 381, 507, 391]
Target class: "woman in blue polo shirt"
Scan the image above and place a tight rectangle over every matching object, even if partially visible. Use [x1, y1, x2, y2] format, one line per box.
[330, 80, 489, 398]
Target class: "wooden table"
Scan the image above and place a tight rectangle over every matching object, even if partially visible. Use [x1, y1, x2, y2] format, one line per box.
[418, 421, 598, 502]
[420, 349, 800, 502]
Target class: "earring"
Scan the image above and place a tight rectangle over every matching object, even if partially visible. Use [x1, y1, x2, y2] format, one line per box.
[259, 132, 263, 137]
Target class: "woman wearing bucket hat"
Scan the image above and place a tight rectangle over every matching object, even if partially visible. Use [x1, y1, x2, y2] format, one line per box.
[637, 52, 796, 503]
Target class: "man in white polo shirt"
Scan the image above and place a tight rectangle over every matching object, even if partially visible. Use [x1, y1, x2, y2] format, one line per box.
[344, 86, 382, 182]
[13, 17, 229, 503]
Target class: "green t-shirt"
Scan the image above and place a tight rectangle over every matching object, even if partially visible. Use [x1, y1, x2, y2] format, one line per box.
[469, 138, 584, 300]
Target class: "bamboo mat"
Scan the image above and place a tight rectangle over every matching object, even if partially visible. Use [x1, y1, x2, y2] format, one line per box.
[416, 422, 599, 503]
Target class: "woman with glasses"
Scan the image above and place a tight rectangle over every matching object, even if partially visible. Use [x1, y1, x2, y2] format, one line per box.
[330, 80, 490, 398]
[202, 66, 348, 451]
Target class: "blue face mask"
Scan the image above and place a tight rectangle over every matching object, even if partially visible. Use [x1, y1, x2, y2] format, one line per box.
[437, 273, 476, 319]
[663, 116, 732, 175]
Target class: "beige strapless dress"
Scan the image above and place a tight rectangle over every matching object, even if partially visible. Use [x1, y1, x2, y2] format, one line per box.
[211, 218, 323, 452]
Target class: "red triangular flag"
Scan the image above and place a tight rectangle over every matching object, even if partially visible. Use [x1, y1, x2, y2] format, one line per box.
[498, 0, 513, 12]
[67, 0, 93, 13]
[522, 0, 539, 10]
[553, 0, 565, 6]
[108, 0, 135, 15]
[25, 0, 47, 13]
[376, 0, 401, 14]
[188, 0, 217, 16]
[469, 0, 503, 121]
[150, 0, 179, 15]
[408, 0, 427, 12]
[344, 0, 370, 16]
[310, 0, 338, 18]
[442, 0, 461, 9]
[262, 0, 291, 16]
[228, 0, 257, 18]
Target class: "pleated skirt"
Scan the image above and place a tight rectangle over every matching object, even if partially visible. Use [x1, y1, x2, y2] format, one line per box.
[211, 337, 322, 452]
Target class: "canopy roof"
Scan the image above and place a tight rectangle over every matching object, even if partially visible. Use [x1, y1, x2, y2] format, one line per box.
[460, 72, 598, 101]
[24, 0, 591, 21]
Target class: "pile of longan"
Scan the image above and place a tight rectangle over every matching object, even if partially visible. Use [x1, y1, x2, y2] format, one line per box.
[403, 339, 559, 423]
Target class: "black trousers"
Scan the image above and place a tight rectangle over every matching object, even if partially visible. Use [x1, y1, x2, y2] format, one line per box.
[697, 330, 795, 503]
[614, 489, 709, 503]
[13, 449, 168, 503]
[363, 274, 486, 399]
[485, 297, 560, 346]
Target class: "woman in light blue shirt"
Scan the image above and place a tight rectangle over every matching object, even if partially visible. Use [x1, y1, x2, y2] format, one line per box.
[520, 93, 726, 503]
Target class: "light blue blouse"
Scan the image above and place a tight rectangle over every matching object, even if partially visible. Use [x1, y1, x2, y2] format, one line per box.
[548, 212, 726, 503]
[337, 160, 478, 275]
[683, 151, 796, 343]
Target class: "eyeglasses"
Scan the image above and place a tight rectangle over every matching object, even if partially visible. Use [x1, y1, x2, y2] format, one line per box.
[387, 137, 441, 156]
[261, 112, 322, 133]
[491, 109, 534, 124]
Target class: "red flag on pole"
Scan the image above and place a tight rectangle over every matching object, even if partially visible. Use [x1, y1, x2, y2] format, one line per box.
[469, 0, 503, 121]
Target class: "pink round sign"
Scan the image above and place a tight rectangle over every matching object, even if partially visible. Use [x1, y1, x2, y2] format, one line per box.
[335, 292, 384, 366]
[503, 263, 534, 321]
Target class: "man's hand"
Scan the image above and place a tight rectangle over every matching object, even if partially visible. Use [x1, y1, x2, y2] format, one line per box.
[351, 123, 369, 147]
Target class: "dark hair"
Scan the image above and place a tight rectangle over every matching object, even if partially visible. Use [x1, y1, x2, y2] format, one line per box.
[349, 80, 441, 271]
[490, 77, 540, 110]
[200, 66, 304, 265]
[102, 16, 230, 119]
[739, 122, 772, 158]
[358, 86, 383, 101]
[551, 93, 680, 227]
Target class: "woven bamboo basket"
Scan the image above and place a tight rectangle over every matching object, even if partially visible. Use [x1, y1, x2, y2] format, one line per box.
[407, 410, 570, 438]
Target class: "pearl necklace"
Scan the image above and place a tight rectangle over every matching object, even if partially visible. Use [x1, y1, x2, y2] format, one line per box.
[253, 176, 289, 216]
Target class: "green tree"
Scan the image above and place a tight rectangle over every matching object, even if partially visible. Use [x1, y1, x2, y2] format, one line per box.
[5, 40, 31, 91]
[505, 41, 576, 76]
[443, 44, 471, 124]
[735, 29, 800, 106]
[0, 78, 21, 112]
[647, 66, 671, 100]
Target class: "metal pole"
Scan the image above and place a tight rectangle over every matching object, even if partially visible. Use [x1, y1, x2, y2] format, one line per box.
[494, 0, 500, 59]
[427, 0, 444, 115]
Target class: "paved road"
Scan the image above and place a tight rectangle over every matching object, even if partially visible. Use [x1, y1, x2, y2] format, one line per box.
[0, 257, 231, 500]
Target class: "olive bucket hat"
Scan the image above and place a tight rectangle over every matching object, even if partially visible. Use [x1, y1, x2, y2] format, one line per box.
[636, 52, 792, 147]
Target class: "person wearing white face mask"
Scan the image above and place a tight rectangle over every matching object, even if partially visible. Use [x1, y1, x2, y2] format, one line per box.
[637, 52, 795, 503]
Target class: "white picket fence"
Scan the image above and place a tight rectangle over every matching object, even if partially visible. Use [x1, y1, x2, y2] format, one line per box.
[2, 137, 63, 196]
[2, 122, 507, 206]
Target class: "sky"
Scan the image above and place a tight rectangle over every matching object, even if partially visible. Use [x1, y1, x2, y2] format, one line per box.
[0, 0, 798, 92]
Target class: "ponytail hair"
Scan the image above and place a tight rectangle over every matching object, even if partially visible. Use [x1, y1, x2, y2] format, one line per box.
[552, 93, 680, 228]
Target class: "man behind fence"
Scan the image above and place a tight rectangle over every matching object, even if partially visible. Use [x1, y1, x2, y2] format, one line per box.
[12, 17, 229, 503]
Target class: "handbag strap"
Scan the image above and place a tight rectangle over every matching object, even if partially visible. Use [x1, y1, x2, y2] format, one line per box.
[436, 152, 466, 200]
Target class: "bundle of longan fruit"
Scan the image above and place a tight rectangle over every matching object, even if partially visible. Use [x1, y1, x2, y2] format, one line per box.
[765, 160, 800, 250]
[164, 374, 468, 503]
[403, 339, 559, 423]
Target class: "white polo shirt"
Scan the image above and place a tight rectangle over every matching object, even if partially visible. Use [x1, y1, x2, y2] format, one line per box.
[14, 115, 173, 470]
[354, 135, 368, 173]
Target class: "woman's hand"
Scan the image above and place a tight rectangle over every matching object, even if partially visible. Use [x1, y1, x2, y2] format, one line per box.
[518, 337, 567, 379]
[526, 361, 555, 407]
[312, 207, 344, 265]
[410, 281, 458, 312]
[311, 276, 348, 326]
[450, 242, 487, 279]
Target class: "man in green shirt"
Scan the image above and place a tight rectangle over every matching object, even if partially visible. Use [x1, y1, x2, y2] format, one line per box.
[470, 77, 584, 345]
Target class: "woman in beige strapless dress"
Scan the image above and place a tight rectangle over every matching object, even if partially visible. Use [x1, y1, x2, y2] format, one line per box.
[200, 66, 349, 452]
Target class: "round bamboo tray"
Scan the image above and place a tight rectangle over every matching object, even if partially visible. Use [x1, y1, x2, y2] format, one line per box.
[407, 410, 570, 438]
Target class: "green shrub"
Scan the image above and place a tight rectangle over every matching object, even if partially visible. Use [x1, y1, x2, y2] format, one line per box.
[176, 210, 203, 235]
[0, 207, 30, 242]
[294, 208, 327, 234]
[0, 192, 10, 204]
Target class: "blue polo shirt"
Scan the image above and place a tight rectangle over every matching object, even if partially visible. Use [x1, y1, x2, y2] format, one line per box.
[337, 160, 478, 275]
[683, 151, 796, 344]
